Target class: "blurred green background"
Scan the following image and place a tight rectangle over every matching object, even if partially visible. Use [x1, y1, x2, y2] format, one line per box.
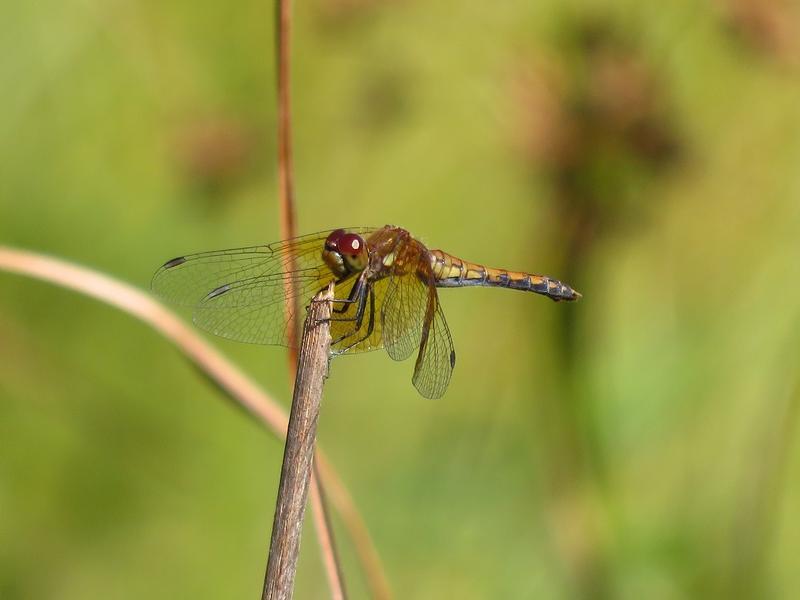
[2, 0, 800, 598]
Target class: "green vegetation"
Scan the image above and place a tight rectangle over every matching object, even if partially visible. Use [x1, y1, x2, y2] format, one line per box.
[2, 1, 799, 598]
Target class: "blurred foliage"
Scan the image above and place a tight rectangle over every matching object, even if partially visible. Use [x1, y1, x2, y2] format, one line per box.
[2, 1, 800, 599]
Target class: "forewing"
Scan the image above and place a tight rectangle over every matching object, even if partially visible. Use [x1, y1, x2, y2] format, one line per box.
[193, 266, 339, 346]
[412, 293, 456, 399]
[151, 228, 376, 346]
[152, 229, 370, 306]
[378, 237, 456, 398]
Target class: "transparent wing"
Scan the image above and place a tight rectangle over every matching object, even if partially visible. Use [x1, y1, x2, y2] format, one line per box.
[411, 286, 455, 399]
[381, 273, 426, 362]
[151, 228, 377, 347]
[152, 229, 374, 307]
[378, 238, 456, 398]
[192, 266, 345, 346]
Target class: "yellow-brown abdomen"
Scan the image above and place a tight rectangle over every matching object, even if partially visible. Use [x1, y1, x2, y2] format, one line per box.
[430, 250, 580, 302]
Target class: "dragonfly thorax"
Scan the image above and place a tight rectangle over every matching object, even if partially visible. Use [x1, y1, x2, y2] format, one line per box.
[322, 229, 369, 277]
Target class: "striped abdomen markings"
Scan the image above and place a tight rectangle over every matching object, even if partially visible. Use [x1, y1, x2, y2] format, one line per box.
[429, 250, 581, 302]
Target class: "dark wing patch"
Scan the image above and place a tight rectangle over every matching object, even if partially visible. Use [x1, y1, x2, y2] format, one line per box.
[163, 256, 187, 269]
[205, 284, 231, 300]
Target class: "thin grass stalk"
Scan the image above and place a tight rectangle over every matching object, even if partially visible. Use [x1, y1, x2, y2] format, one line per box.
[275, 0, 299, 379]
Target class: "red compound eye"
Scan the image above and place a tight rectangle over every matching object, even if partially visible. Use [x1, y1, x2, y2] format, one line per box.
[325, 229, 346, 250]
[338, 233, 364, 256]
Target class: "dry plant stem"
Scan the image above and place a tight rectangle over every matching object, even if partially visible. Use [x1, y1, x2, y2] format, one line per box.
[263, 285, 334, 600]
[276, 0, 299, 376]
[272, 0, 347, 594]
[0, 247, 390, 600]
[273, 1, 349, 596]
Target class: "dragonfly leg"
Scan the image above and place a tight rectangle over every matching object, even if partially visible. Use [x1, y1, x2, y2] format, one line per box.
[308, 275, 361, 315]
[311, 296, 360, 324]
[312, 277, 365, 322]
[338, 287, 376, 352]
[330, 283, 370, 346]
[315, 274, 369, 326]
[332, 276, 364, 314]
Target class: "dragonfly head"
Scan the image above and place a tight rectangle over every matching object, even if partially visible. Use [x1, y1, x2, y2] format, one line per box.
[323, 229, 369, 276]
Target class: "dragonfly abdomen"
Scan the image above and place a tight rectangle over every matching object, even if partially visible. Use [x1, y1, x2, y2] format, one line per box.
[430, 250, 580, 302]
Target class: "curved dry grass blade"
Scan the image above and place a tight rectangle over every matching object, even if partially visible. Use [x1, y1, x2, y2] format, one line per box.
[0, 246, 391, 600]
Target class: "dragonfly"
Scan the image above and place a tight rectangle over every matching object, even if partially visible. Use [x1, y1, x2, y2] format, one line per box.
[152, 225, 581, 398]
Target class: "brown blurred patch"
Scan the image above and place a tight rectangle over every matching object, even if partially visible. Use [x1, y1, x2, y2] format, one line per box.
[172, 114, 258, 195]
[721, 0, 800, 66]
[512, 54, 578, 171]
[510, 26, 686, 598]
[511, 20, 682, 242]
[585, 41, 679, 164]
